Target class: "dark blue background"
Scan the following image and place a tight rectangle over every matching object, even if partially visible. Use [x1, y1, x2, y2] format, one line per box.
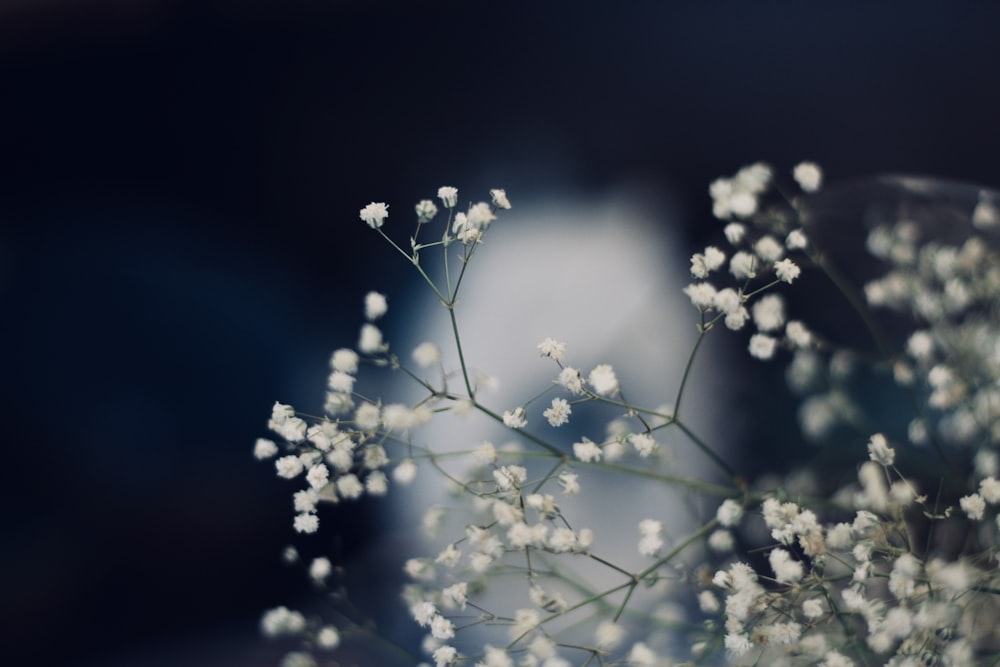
[4, 1, 1000, 665]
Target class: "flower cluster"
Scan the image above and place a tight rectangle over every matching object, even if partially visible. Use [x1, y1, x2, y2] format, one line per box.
[255, 166, 1000, 667]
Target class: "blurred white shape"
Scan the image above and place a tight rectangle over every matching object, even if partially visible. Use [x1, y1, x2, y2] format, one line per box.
[381, 190, 728, 648]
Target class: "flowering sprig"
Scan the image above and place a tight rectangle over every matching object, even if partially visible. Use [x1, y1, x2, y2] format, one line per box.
[255, 167, 1000, 667]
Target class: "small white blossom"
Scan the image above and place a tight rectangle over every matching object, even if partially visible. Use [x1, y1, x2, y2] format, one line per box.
[502, 407, 527, 429]
[716, 499, 744, 527]
[316, 626, 340, 649]
[437, 186, 458, 208]
[786, 229, 808, 250]
[769, 547, 805, 584]
[729, 251, 756, 279]
[358, 324, 384, 354]
[359, 202, 389, 229]
[595, 620, 625, 649]
[430, 615, 455, 640]
[543, 398, 571, 427]
[979, 476, 1000, 504]
[588, 364, 619, 395]
[724, 222, 747, 244]
[558, 471, 580, 495]
[276, 455, 305, 479]
[754, 235, 784, 262]
[254, 438, 278, 460]
[630, 432, 657, 457]
[537, 337, 567, 361]
[329, 348, 359, 373]
[306, 464, 330, 490]
[752, 293, 785, 331]
[490, 188, 511, 209]
[683, 282, 717, 309]
[293, 513, 319, 534]
[415, 199, 438, 223]
[708, 529, 734, 552]
[557, 367, 584, 394]
[774, 258, 801, 283]
[309, 556, 331, 584]
[261, 606, 307, 637]
[960, 493, 986, 520]
[364, 291, 388, 320]
[793, 162, 823, 192]
[573, 439, 602, 462]
[432, 645, 458, 667]
[867, 433, 895, 466]
[336, 474, 364, 499]
[749, 333, 778, 360]
[393, 458, 417, 485]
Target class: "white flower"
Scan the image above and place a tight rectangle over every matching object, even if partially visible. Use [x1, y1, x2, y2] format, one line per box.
[260, 606, 307, 637]
[630, 432, 657, 457]
[293, 513, 319, 534]
[365, 471, 388, 495]
[254, 438, 278, 460]
[573, 438, 602, 462]
[537, 337, 567, 361]
[973, 194, 1000, 229]
[716, 499, 744, 527]
[785, 320, 812, 348]
[433, 645, 458, 667]
[276, 455, 305, 479]
[490, 188, 511, 209]
[793, 161, 823, 192]
[309, 556, 332, 584]
[336, 473, 364, 499]
[752, 294, 785, 331]
[623, 644, 655, 667]
[409, 341, 440, 368]
[769, 547, 805, 584]
[558, 471, 579, 495]
[543, 398, 571, 427]
[690, 246, 726, 277]
[354, 402, 380, 431]
[316, 625, 340, 649]
[588, 363, 619, 395]
[557, 366, 584, 395]
[724, 222, 746, 244]
[960, 493, 986, 520]
[708, 529, 734, 552]
[724, 307, 750, 330]
[465, 202, 496, 229]
[306, 464, 330, 490]
[786, 229, 808, 250]
[729, 251, 756, 279]
[867, 433, 895, 466]
[358, 323, 384, 354]
[329, 348, 359, 373]
[774, 258, 801, 284]
[754, 235, 784, 262]
[979, 477, 1000, 504]
[802, 598, 824, 619]
[364, 291, 388, 320]
[724, 633, 752, 657]
[749, 333, 778, 360]
[430, 615, 455, 640]
[359, 202, 389, 229]
[638, 518, 663, 556]
[713, 287, 742, 314]
[437, 186, 458, 208]
[293, 489, 318, 513]
[683, 282, 717, 309]
[502, 407, 527, 428]
[415, 199, 438, 223]
[392, 459, 417, 485]
[595, 620, 625, 649]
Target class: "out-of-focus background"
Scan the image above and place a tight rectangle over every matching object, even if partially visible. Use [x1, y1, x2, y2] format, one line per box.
[4, 1, 1000, 665]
